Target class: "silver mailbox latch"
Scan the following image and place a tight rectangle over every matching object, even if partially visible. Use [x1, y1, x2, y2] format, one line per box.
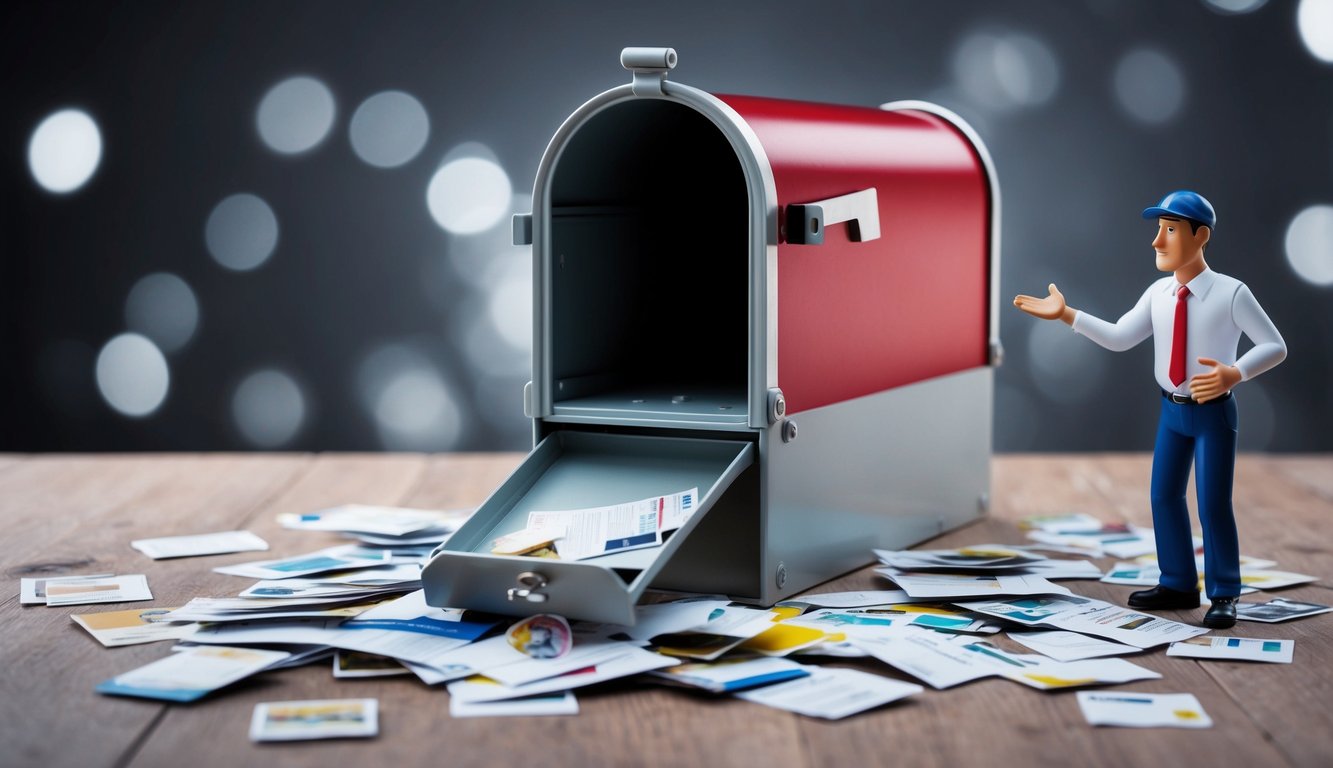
[621, 47, 677, 97]
[507, 571, 550, 603]
[786, 188, 881, 245]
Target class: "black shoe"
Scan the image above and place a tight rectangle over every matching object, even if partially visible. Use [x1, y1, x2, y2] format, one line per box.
[1128, 585, 1200, 610]
[1204, 597, 1238, 629]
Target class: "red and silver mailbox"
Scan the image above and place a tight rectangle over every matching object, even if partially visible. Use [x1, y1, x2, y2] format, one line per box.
[422, 47, 999, 624]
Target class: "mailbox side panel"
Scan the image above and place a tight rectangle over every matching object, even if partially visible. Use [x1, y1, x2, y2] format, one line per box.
[717, 95, 990, 415]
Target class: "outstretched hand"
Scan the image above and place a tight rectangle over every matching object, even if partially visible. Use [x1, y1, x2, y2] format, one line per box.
[1190, 357, 1242, 403]
[1013, 283, 1071, 323]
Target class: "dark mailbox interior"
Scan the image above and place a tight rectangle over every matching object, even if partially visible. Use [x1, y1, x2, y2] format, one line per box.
[548, 99, 750, 425]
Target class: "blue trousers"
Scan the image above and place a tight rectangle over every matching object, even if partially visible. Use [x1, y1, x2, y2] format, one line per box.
[1149, 394, 1241, 600]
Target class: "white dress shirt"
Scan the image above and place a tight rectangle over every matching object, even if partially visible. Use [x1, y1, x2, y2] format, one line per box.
[1071, 268, 1287, 395]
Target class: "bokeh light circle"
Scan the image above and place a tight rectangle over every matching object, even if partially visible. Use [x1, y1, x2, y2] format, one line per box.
[205, 193, 279, 271]
[1113, 49, 1186, 125]
[232, 369, 307, 448]
[96, 333, 170, 418]
[426, 154, 512, 234]
[349, 90, 431, 168]
[1298, 0, 1333, 63]
[28, 109, 102, 193]
[953, 32, 1060, 111]
[1284, 204, 1333, 285]
[124, 272, 199, 353]
[257, 76, 336, 154]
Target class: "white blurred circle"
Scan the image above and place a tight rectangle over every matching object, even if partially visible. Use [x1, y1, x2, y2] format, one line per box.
[426, 154, 512, 234]
[96, 333, 169, 417]
[256, 76, 336, 154]
[1027, 320, 1109, 404]
[1113, 49, 1186, 124]
[205, 193, 279, 271]
[124, 273, 199, 353]
[1298, 0, 1333, 62]
[232, 369, 307, 448]
[28, 109, 102, 193]
[358, 344, 465, 450]
[349, 90, 431, 168]
[1202, 0, 1267, 13]
[488, 259, 533, 351]
[953, 32, 1060, 111]
[1284, 204, 1333, 285]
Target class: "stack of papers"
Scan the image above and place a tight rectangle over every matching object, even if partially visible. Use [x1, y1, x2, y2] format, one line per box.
[952, 595, 1208, 648]
[493, 488, 699, 562]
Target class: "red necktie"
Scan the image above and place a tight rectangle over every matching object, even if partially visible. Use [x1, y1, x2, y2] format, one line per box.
[1169, 285, 1190, 387]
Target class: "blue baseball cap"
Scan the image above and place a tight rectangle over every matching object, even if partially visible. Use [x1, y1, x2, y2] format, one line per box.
[1142, 190, 1216, 230]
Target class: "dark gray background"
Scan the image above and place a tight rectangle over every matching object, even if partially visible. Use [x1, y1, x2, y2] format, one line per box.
[3, 0, 1330, 453]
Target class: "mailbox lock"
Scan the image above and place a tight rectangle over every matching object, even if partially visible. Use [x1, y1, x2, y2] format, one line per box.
[507, 571, 550, 603]
[776, 562, 788, 589]
[781, 419, 798, 443]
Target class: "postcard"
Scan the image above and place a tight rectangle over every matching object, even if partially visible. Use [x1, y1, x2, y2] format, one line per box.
[1237, 570, 1318, 591]
[212, 545, 390, 580]
[737, 667, 922, 720]
[490, 527, 560, 556]
[1100, 562, 1162, 586]
[131, 530, 269, 559]
[650, 656, 810, 692]
[1076, 691, 1212, 728]
[1016, 559, 1103, 580]
[188, 615, 493, 670]
[615, 597, 732, 642]
[450, 691, 578, 718]
[649, 606, 780, 660]
[280, 504, 469, 536]
[1167, 636, 1294, 664]
[20, 573, 113, 605]
[777, 590, 916, 609]
[343, 589, 477, 637]
[1006, 630, 1138, 662]
[97, 645, 290, 702]
[1002, 656, 1161, 690]
[71, 606, 197, 647]
[876, 569, 1070, 599]
[851, 628, 1029, 689]
[954, 595, 1208, 649]
[738, 623, 829, 657]
[447, 647, 679, 704]
[44, 574, 152, 607]
[333, 650, 410, 678]
[875, 545, 1046, 572]
[250, 699, 378, 741]
[1235, 597, 1332, 623]
[1019, 512, 1106, 533]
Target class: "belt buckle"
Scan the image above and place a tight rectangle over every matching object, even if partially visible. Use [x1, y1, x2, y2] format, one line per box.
[1170, 392, 1193, 405]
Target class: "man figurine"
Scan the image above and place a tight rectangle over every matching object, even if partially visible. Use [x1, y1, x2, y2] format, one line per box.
[1013, 190, 1286, 628]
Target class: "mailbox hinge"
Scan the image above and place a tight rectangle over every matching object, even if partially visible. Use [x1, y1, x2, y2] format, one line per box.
[621, 47, 677, 97]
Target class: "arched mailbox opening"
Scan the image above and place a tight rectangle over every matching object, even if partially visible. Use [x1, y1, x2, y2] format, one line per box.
[545, 98, 751, 427]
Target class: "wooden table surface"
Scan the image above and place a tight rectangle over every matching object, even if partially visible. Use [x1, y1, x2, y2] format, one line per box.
[1, 453, 1329, 768]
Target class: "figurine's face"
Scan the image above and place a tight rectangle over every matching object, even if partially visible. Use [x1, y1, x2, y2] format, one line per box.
[1152, 217, 1209, 273]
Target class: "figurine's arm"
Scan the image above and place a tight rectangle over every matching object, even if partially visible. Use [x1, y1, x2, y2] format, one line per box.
[1069, 284, 1154, 352]
[1191, 284, 1286, 403]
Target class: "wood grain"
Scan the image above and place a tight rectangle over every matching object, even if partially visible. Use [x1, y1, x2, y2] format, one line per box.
[0, 454, 1328, 768]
